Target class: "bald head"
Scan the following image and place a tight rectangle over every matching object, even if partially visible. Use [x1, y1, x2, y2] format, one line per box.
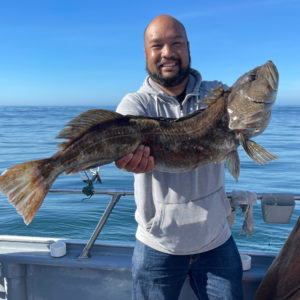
[144, 15, 188, 44]
[143, 15, 191, 91]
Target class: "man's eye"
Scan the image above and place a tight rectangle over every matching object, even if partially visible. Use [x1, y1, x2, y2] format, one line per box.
[173, 41, 184, 47]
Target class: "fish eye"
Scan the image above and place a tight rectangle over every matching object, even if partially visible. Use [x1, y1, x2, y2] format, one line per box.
[249, 73, 256, 81]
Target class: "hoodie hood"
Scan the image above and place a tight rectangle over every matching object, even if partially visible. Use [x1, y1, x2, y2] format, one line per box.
[136, 68, 209, 117]
[117, 67, 224, 118]
[138, 68, 203, 103]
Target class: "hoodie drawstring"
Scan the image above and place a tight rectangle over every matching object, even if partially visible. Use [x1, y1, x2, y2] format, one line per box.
[155, 95, 161, 117]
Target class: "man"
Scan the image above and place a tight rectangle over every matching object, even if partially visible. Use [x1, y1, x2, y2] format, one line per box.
[115, 15, 243, 300]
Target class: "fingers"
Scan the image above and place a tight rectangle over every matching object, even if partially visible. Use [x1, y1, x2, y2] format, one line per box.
[115, 153, 134, 169]
[115, 145, 155, 173]
[126, 145, 147, 171]
[142, 155, 155, 173]
[133, 146, 154, 173]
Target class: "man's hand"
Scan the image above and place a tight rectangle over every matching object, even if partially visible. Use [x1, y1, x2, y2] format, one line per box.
[115, 145, 154, 173]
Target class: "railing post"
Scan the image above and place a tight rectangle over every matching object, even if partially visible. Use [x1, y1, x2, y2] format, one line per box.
[78, 193, 122, 260]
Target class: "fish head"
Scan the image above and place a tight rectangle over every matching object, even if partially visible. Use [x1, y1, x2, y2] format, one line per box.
[227, 60, 279, 137]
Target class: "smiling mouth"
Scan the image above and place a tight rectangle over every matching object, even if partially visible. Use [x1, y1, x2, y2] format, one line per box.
[159, 61, 179, 72]
[161, 62, 177, 67]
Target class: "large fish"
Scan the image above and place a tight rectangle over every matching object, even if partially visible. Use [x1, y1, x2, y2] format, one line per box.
[0, 60, 279, 225]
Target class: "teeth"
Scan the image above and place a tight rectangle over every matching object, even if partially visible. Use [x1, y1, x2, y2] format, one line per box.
[163, 63, 176, 67]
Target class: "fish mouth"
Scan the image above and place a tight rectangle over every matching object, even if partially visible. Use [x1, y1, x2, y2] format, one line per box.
[266, 61, 279, 91]
[252, 61, 279, 104]
[258, 60, 279, 92]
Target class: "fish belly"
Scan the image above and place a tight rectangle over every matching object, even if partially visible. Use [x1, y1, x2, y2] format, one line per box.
[60, 128, 142, 174]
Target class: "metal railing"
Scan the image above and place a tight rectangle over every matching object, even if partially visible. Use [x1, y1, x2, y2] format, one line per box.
[49, 188, 300, 260]
[50, 188, 133, 260]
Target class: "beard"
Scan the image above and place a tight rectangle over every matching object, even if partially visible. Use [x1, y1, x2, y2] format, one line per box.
[146, 57, 191, 88]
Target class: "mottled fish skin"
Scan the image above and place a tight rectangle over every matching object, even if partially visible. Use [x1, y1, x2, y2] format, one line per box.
[55, 93, 232, 174]
[0, 61, 279, 225]
[138, 92, 236, 172]
[227, 60, 279, 138]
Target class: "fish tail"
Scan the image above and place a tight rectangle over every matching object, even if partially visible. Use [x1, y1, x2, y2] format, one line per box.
[239, 133, 279, 165]
[0, 158, 59, 225]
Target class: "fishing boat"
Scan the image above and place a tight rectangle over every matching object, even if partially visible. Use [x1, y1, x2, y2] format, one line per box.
[0, 189, 299, 300]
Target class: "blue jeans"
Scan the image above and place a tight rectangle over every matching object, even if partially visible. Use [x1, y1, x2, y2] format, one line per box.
[132, 236, 243, 300]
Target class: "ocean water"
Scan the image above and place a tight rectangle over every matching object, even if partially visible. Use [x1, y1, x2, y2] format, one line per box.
[0, 105, 299, 253]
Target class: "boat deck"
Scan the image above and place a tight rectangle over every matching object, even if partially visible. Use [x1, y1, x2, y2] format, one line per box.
[0, 236, 275, 300]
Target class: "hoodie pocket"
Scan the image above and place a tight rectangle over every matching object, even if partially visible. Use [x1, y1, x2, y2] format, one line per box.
[147, 191, 229, 253]
[147, 203, 164, 236]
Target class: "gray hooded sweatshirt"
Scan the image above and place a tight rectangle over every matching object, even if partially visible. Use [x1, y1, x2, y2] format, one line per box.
[116, 69, 232, 255]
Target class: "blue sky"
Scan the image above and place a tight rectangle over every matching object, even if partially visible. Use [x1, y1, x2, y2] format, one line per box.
[0, 0, 299, 106]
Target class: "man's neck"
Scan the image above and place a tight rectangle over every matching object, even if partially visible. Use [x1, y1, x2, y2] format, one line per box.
[155, 77, 189, 97]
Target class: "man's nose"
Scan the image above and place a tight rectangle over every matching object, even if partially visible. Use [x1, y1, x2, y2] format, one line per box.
[161, 44, 173, 57]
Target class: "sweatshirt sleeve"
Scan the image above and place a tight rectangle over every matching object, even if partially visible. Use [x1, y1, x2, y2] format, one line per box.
[116, 93, 147, 116]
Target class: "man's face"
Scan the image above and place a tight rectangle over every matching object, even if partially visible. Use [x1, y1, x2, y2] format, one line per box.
[144, 20, 191, 87]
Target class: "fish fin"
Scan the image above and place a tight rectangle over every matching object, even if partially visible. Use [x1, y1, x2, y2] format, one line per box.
[0, 159, 59, 225]
[57, 141, 69, 150]
[216, 157, 226, 164]
[198, 85, 225, 105]
[239, 133, 279, 165]
[57, 109, 123, 149]
[226, 151, 240, 182]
